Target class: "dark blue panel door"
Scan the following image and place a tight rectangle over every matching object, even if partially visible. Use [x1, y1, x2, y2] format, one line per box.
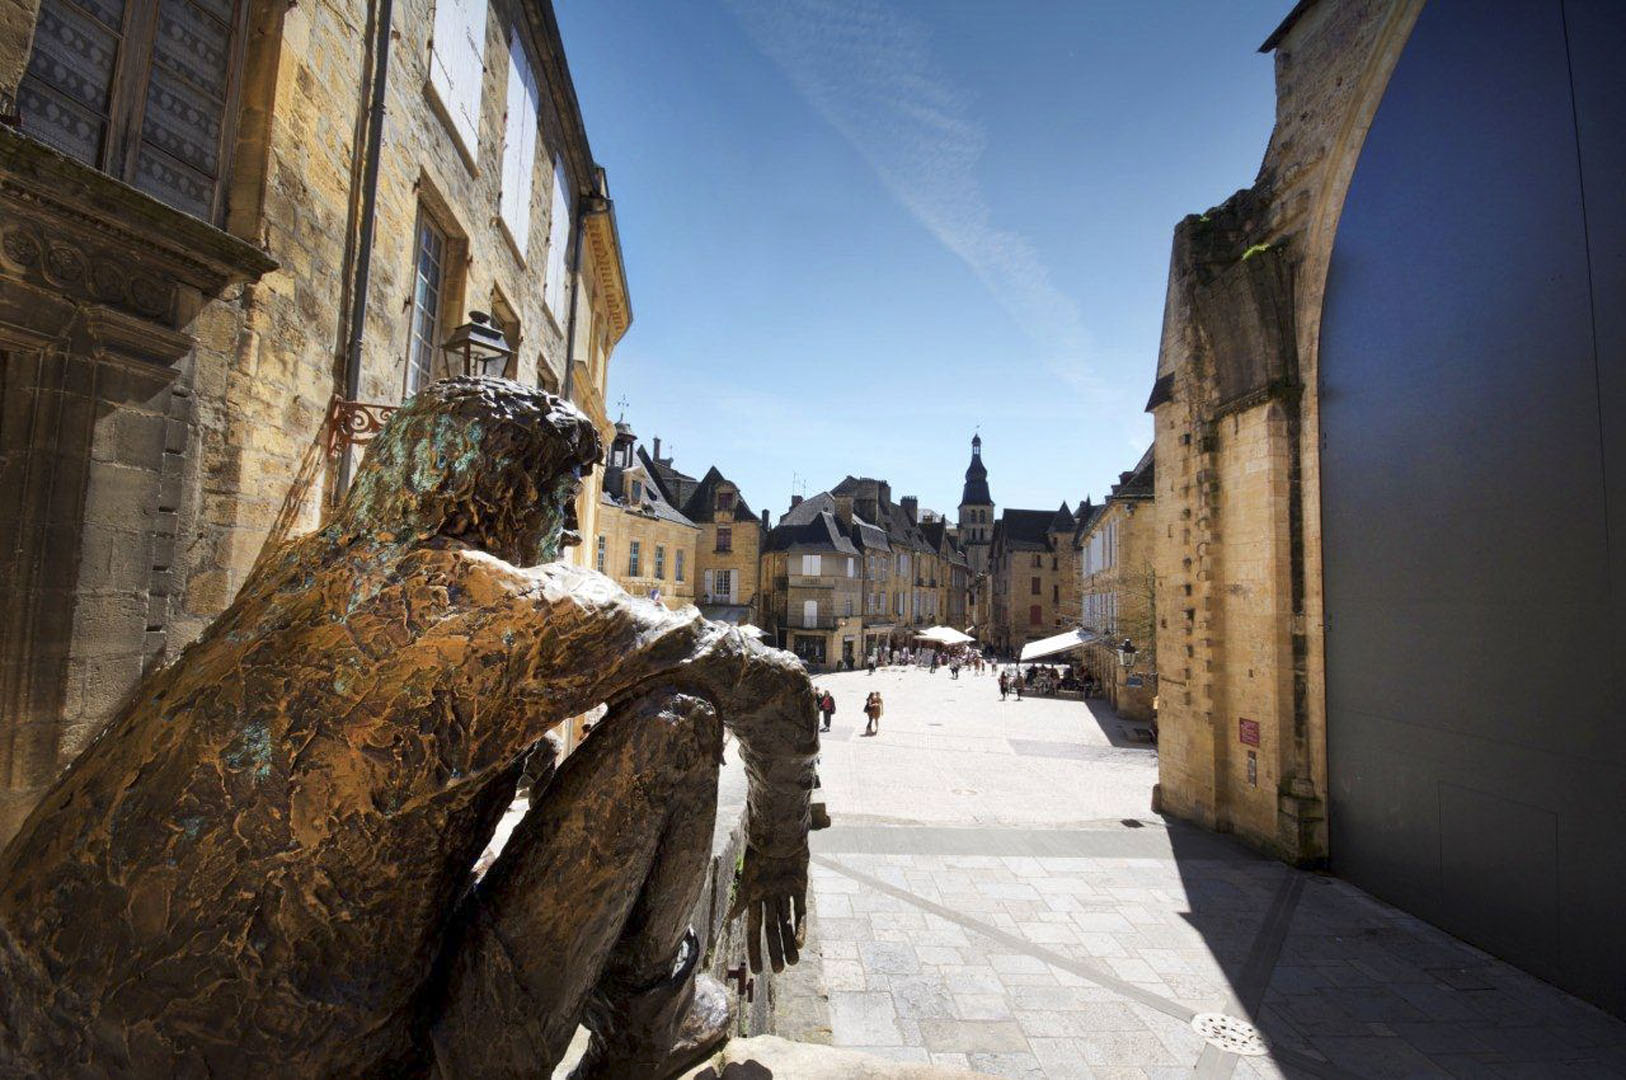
[1319, 0, 1626, 1017]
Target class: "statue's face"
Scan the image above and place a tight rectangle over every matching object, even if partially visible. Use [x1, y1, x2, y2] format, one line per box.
[528, 465, 586, 565]
[338, 378, 603, 566]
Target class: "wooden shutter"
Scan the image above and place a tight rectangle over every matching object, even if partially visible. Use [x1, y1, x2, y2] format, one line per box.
[544, 156, 571, 317]
[19, 0, 250, 224]
[498, 26, 537, 253]
[430, 0, 486, 158]
[703, 569, 713, 601]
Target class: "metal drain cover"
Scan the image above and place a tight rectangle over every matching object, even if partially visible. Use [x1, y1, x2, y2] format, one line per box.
[1191, 1013, 1268, 1056]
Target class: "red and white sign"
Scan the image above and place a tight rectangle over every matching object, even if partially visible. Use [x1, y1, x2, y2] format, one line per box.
[1238, 718, 1261, 747]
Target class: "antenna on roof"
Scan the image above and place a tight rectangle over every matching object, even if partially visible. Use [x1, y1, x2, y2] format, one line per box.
[614, 395, 629, 423]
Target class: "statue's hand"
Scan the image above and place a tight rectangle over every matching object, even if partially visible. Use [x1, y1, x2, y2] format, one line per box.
[727, 845, 809, 974]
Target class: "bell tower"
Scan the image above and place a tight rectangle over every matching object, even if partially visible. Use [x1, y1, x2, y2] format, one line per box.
[957, 434, 993, 573]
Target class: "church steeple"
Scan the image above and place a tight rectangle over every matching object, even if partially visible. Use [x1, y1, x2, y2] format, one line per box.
[957, 434, 994, 572]
[960, 434, 990, 508]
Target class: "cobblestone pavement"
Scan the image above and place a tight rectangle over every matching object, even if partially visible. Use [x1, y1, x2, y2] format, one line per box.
[788, 666, 1626, 1080]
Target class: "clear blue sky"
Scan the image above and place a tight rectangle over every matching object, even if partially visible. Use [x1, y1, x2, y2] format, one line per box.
[554, 0, 1285, 521]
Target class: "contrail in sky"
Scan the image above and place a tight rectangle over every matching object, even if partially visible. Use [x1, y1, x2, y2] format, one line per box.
[725, 0, 1104, 398]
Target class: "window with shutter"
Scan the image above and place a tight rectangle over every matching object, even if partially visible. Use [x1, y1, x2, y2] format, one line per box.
[18, 0, 251, 223]
[498, 26, 538, 254]
[802, 600, 818, 628]
[429, 0, 487, 161]
[543, 155, 571, 318]
[675, 550, 685, 582]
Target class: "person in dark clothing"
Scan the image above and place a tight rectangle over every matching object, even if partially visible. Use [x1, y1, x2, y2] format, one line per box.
[818, 690, 836, 732]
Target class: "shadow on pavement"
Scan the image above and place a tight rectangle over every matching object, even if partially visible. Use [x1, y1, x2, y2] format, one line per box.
[1165, 822, 1626, 1079]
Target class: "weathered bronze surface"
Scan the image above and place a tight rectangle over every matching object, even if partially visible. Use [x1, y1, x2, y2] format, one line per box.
[0, 377, 817, 1078]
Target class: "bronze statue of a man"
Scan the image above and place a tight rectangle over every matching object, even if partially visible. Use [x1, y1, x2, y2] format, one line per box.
[0, 378, 817, 1079]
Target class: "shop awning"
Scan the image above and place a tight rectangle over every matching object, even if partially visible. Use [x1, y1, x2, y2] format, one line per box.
[915, 626, 974, 645]
[1020, 628, 1097, 662]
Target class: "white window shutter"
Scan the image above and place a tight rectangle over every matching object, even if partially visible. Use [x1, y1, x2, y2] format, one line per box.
[430, 0, 487, 159]
[704, 569, 713, 601]
[544, 158, 571, 317]
[499, 28, 538, 253]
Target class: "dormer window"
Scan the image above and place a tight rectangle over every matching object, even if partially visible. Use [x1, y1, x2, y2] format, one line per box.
[716, 490, 735, 511]
[629, 479, 643, 503]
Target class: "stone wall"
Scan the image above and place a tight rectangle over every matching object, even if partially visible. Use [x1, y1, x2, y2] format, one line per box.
[1147, 0, 1424, 863]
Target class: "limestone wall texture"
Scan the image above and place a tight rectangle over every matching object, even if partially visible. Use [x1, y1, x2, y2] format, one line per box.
[1148, 0, 1423, 863]
[0, 0, 627, 842]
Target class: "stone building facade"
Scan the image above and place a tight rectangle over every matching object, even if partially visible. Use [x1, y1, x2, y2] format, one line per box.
[0, 0, 628, 841]
[1145, 0, 1422, 868]
[986, 504, 1077, 656]
[1076, 451, 1155, 720]
[759, 494, 863, 669]
[594, 423, 697, 610]
[679, 467, 765, 629]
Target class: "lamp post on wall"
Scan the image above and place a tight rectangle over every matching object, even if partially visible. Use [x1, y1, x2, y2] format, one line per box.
[442, 311, 514, 378]
[1117, 638, 1138, 669]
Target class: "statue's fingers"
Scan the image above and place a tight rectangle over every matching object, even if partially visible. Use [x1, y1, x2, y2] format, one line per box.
[764, 900, 786, 972]
[747, 901, 764, 974]
[793, 891, 808, 946]
[777, 897, 800, 966]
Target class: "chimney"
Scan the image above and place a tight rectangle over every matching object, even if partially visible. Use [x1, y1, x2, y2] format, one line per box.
[901, 496, 918, 524]
[761, 508, 770, 528]
[832, 494, 854, 528]
[652, 437, 662, 462]
[790, 495, 803, 509]
[878, 481, 891, 507]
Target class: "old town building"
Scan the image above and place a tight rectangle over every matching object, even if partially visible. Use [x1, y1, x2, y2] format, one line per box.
[986, 504, 1076, 656]
[595, 422, 697, 609]
[0, 0, 628, 839]
[920, 518, 970, 632]
[1076, 450, 1155, 719]
[679, 466, 765, 629]
[1147, 0, 1625, 1018]
[759, 493, 862, 668]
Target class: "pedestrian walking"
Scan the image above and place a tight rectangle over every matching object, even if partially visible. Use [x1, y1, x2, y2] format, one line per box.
[998, 671, 1009, 700]
[818, 689, 836, 732]
[863, 691, 883, 736]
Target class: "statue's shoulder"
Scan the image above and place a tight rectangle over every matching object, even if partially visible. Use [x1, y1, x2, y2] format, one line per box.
[427, 551, 621, 609]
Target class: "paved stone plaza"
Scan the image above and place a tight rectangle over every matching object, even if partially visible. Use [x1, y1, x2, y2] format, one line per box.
[784, 666, 1626, 1079]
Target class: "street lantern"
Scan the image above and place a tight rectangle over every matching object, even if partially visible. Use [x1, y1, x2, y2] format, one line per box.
[1117, 638, 1138, 669]
[442, 311, 513, 378]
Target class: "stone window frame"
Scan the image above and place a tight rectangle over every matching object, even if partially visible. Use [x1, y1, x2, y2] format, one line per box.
[715, 526, 732, 553]
[17, 0, 255, 226]
[654, 544, 665, 580]
[674, 548, 684, 582]
[627, 539, 640, 577]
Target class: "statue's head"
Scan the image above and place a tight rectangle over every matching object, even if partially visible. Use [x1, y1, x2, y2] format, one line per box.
[336, 377, 604, 565]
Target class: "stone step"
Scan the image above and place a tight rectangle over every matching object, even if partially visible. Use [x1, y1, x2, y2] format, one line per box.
[677, 1034, 1001, 1079]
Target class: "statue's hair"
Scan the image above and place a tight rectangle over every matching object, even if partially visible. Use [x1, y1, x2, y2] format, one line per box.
[334, 377, 602, 553]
